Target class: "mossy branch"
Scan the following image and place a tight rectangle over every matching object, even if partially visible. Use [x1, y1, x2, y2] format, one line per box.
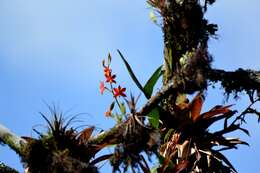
[0, 123, 27, 155]
[0, 162, 19, 173]
[0, 83, 178, 171]
[208, 68, 260, 94]
[89, 82, 178, 146]
[89, 68, 260, 147]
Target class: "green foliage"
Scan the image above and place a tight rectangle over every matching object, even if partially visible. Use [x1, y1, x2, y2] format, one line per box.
[148, 108, 160, 128]
[117, 50, 162, 99]
[1, 1, 258, 173]
[149, 11, 157, 24]
[144, 65, 163, 98]
[116, 51, 162, 128]
[119, 102, 126, 115]
[163, 128, 174, 143]
[117, 50, 146, 97]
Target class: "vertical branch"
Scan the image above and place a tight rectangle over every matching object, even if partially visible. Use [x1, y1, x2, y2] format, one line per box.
[149, 0, 217, 91]
[146, 0, 218, 130]
[162, 1, 205, 85]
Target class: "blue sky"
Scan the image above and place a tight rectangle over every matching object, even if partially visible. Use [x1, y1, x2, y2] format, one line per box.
[0, 0, 259, 172]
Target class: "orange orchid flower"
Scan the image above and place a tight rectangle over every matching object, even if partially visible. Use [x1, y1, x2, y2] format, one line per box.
[113, 86, 126, 97]
[105, 73, 116, 84]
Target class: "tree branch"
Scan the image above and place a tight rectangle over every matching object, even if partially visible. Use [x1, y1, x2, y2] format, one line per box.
[0, 81, 176, 171]
[89, 82, 178, 146]
[89, 68, 260, 147]
[0, 123, 27, 155]
[208, 68, 260, 94]
[0, 162, 18, 173]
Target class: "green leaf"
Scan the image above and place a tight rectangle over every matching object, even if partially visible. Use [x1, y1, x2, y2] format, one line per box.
[148, 108, 160, 128]
[150, 165, 159, 173]
[144, 65, 162, 98]
[158, 154, 165, 165]
[164, 128, 174, 143]
[117, 49, 147, 96]
[149, 11, 157, 24]
[102, 59, 106, 68]
[107, 53, 112, 66]
[109, 101, 115, 111]
[119, 102, 126, 115]
[115, 113, 123, 123]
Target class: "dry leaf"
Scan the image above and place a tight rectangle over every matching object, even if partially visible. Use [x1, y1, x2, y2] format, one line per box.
[189, 92, 204, 122]
[78, 126, 95, 142]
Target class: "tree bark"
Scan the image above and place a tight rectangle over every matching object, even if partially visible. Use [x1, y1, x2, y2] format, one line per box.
[0, 123, 26, 155]
[208, 68, 260, 94]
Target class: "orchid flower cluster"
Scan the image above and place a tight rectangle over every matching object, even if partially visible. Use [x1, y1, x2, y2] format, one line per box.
[99, 53, 127, 121]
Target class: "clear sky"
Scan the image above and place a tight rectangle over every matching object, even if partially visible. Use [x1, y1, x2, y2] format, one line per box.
[0, 0, 259, 172]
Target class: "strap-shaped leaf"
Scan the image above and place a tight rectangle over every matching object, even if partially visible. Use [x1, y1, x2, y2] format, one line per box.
[144, 65, 162, 98]
[148, 108, 160, 128]
[119, 102, 126, 115]
[117, 50, 162, 99]
[201, 105, 233, 119]
[117, 50, 147, 97]
[190, 92, 204, 122]
[213, 151, 238, 173]
[164, 128, 174, 143]
[78, 126, 95, 142]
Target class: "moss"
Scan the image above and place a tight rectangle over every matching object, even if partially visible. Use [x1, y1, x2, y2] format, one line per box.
[1, 133, 25, 155]
[208, 68, 260, 97]
[88, 124, 121, 145]
[0, 162, 18, 173]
